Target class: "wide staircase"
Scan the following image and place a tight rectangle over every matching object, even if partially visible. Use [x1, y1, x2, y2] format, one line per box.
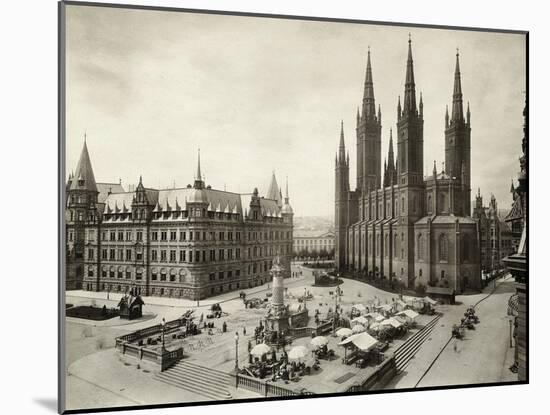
[155, 361, 233, 400]
[394, 314, 441, 372]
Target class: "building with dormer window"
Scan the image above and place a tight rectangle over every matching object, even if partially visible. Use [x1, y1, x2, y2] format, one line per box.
[66, 148, 293, 299]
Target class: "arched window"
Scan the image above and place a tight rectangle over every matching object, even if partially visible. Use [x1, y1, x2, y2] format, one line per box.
[394, 234, 398, 257]
[439, 234, 448, 262]
[384, 234, 389, 257]
[428, 194, 433, 213]
[417, 233, 424, 260]
[376, 234, 380, 257]
[439, 194, 446, 212]
[462, 235, 470, 262]
[401, 233, 405, 259]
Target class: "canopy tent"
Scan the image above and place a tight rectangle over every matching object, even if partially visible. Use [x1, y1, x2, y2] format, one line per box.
[352, 316, 369, 325]
[288, 345, 309, 361]
[379, 304, 394, 312]
[338, 332, 378, 352]
[352, 324, 366, 333]
[250, 343, 271, 357]
[336, 327, 353, 337]
[394, 300, 408, 309]
[424, 296, 438, 305]
[380, 318, 403, 328]
[352, 304, 367, 312]
[397, 309, 419, 320]
[369, 322, 381, 331]
[310, 336, 329, 348]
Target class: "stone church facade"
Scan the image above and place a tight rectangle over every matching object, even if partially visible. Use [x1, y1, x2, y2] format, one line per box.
[335, 38, 481, 293]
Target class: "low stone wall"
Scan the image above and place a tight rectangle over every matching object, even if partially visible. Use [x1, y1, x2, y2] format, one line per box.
[346, 356, 398, 392]
[236, 373, 313, 397]
[119, 341, 183, 372]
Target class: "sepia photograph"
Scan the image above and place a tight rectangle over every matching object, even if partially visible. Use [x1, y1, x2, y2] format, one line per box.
[59, 1, 528, 413]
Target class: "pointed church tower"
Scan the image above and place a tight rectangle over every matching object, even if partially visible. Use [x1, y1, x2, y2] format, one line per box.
[395, 36, 425, 287]
[384, 128, 397, 187]
[445, 50, 472, 215]
[356, 48, 382, 191]
[335, 121, 350, 270]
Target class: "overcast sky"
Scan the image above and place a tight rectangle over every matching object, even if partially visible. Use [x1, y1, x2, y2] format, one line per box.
[65, 5, 526, 218]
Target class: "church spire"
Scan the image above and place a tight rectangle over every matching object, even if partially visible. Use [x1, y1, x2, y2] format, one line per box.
[362, 47, 376, 120]
[384, 129, 397, 187]
[451, 49, 464, 122]
[338, 120, 346, 163]
[403, 35, 417, 115]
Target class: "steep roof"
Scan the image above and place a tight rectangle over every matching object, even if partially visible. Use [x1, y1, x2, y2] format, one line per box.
[97, 183, 125, 204]
[102, 187, 284, 220]
[69, 141, 98, 192]
[266, 172, 282, 205]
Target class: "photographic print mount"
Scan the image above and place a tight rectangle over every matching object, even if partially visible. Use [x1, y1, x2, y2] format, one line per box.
[59, 1, 528, 413]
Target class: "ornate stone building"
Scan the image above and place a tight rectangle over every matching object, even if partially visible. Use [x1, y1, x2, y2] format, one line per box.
[473, 190, 519, 272]
[335, 39, 481, 293]
[66, 146, 293, 299]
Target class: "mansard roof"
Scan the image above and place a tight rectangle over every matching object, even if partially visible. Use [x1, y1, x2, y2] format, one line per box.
[97, 183, 125, 204]
[102, 186, 284, 220]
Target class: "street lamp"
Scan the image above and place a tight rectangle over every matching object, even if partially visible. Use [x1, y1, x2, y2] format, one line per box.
[161, 317, 166, 352]
[234, 332, 240, 387]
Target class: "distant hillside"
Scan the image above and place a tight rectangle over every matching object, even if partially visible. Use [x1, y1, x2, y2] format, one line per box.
[294, 215, 334, 232]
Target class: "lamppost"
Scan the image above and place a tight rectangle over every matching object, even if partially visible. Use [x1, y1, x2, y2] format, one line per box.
[234, 332, 240, 387]
[161, 317, 166, 352]
[332, 285, 341, 336]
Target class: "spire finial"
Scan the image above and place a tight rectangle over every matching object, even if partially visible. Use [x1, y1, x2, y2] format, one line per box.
[408, 32, 411, 43]
[362, 49, 376, 119]
[451, 49, 464, 122]
[195, 148, 203, 187]
[433, 160, 437, 175]
[84, 130, 87, 143]
[285, 176, 289, 201]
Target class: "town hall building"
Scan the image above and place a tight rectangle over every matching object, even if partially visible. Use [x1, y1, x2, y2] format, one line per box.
[66, 146, 293, 300]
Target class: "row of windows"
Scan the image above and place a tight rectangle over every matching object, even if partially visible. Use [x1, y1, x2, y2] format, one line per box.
[96, 229, 291, 243]
[92, 242, 291, 263]
[295, 239, 334, 245]
[361, 194, 423, 221]
[351, 232, 472, 263]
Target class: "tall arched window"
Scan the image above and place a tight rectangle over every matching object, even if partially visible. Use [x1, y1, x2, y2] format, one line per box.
[376, 234, 380, 257]
[384, 234, 389, 257]
[417, 233, 424, 260]
[439, 194, 446, 212]
[401, 233, 405, 259]
[439, 233, 448, 261]
[428, 194, 433, 213]
[462, 235, 470, 262]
